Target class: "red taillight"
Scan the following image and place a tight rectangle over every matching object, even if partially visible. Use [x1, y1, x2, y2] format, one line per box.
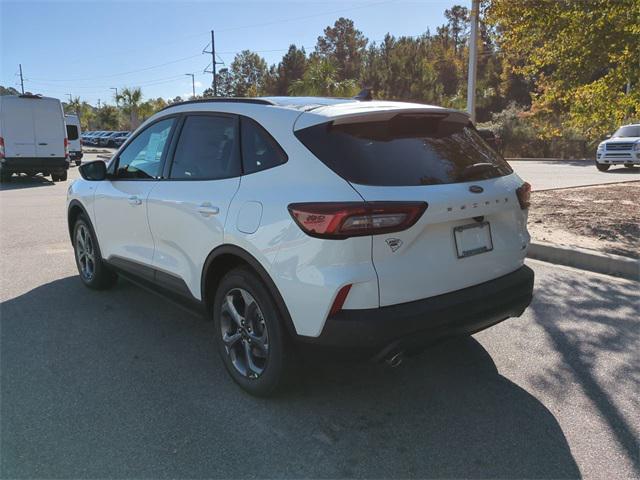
[288, 201, 427, 239]
[516, 182, 531, 209]
[0, 137, 4, 158]
[329, 284, 352, 316]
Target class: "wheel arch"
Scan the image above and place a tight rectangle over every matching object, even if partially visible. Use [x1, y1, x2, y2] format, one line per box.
[67, 199, 90, 242]
[201, 245, 297, 338]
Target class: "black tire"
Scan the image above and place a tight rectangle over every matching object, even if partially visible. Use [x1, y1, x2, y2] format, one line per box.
[596, 162, 610, 172]
[51, 173, 60, 182]
[0, 169, 11, 183]
[72, 214, 118, 290]
[624, 163, 635, 169]
[213, 267, 292, 397]
[75, 160, 82, 167]
[59, 171, 68, 181]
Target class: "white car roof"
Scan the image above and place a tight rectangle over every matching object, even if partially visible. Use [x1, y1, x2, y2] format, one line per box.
[152, 97, 469, 132]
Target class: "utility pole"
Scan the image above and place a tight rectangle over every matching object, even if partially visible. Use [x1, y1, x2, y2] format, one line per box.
[97, 99, 101, 109]
[185, 73, 196, 98]
[18, 64, 25, 94]
[110, 87, 118, 105]
[211, 30, 217, 95]
[466, 0, 480, 123]
[204, 30, 223, 96]
[67, 93, 73, 104]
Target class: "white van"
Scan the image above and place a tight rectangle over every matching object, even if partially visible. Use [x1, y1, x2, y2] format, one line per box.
[65, 114, 83, 166]
[0, 94, 69, 182]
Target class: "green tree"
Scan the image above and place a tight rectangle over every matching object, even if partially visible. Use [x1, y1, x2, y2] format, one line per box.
[315, 17, 367, 81]
[275, 45, 307, 95]
[444, 5, 469, 55]
[0, 86, 20, 96]
[115, 87, 143, 129]
[95, 105, 119, 130]
[289, 58, 358, 97]
[229, 51, 268, 97]
[487, 0, 640, 141]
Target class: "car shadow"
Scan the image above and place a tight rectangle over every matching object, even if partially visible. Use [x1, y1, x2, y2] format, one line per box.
[0, 174, 55, 190]
[1, 276, 579, 479]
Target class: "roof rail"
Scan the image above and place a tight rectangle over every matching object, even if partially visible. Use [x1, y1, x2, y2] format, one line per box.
[159, 97, 275, 112]
[19, 93, 42, 99]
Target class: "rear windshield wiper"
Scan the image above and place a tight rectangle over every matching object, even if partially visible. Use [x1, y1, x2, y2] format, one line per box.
[459, 162, 498, 179]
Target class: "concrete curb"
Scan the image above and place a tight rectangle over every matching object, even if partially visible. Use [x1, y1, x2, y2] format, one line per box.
[527, 242, 639, 281]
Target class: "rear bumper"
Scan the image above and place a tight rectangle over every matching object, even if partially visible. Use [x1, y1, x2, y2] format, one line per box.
[69, 151, 83, 160]
[301, 265, 534, 356]
[1, 157, 69, 172]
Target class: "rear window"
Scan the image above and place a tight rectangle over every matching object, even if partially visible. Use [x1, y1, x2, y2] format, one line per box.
[66, 125, 79, 140]
[294, 113, 513, 186]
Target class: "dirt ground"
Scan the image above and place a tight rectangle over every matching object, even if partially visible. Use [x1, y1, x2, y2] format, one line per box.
[528, 182, 639, 259]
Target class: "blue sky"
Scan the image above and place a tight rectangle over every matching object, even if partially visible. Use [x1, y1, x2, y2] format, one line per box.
[1, 0, 456, 105]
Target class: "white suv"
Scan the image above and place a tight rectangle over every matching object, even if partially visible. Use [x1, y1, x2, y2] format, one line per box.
[67, 97, 534, 396]
[595, 123, 640, 171]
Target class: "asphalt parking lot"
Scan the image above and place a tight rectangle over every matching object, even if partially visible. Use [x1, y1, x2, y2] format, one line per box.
[509, 159, 639, 190]
[1, 160, 638, 478]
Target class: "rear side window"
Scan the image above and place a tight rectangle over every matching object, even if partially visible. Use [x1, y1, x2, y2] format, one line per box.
[294, 114, 513, 186]
[240, 117, 287, 174]
[66, 125, 79, 140]
[170, 115, 240, 180]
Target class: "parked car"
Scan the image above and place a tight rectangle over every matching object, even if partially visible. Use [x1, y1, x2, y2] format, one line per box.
[67, 97, 534, 396]
[65, 114, 83, 166]
[0, 94, 69, 182]
[94, 131, 114, 147]
[82, 131, 102, 146]
[109, 131, 130, 148]
[595, 123, 640, 171]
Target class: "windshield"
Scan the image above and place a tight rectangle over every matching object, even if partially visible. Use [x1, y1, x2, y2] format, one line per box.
[612, 125, 640, 138]
[295, 113, 512, 186]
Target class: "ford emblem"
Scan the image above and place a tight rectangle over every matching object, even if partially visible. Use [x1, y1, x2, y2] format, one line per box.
[469, 185, 484, 193]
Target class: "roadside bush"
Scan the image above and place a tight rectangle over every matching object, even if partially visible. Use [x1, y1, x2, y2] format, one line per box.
[479, 103, 593, 159]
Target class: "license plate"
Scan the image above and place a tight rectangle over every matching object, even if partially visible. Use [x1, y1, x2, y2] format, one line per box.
[454, 222, 493, 258]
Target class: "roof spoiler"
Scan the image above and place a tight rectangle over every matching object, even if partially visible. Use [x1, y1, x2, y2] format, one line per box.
[353, 88, 373, 101]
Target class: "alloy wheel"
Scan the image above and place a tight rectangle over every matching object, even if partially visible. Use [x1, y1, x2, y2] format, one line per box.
[75, 224, 96, 281]
[220, 288, 269, 379]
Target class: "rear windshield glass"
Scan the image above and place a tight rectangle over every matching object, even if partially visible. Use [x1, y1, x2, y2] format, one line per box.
[66, 125, 79, 140]
[294, 113, 512, 186]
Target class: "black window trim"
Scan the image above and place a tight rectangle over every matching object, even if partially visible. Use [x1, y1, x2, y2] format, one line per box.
[160, 112, 289, 182]
[108, 114, 180, 181]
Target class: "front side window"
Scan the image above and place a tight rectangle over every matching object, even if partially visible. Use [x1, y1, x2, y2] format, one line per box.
[241, 117, 287, 174]
[116, 118, 174, 179]
[295, 113, 513, 186]
[170, 115, 240, 180]
[66, 125, 79, 140]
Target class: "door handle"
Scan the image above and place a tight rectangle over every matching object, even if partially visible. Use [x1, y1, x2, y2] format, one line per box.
[38, 142, 48, 146]
[197, 202, 219, 217]
[128, 195, 142, 206]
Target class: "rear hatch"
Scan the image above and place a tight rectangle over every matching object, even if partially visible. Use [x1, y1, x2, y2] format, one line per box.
[295, 108, 530, 306]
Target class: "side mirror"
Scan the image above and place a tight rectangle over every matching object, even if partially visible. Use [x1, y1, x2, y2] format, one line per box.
[79, 160, 107, 181]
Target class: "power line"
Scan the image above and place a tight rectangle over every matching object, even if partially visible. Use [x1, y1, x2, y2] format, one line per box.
[215, 0, 399, 32]
[29, 54, 202, 83]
